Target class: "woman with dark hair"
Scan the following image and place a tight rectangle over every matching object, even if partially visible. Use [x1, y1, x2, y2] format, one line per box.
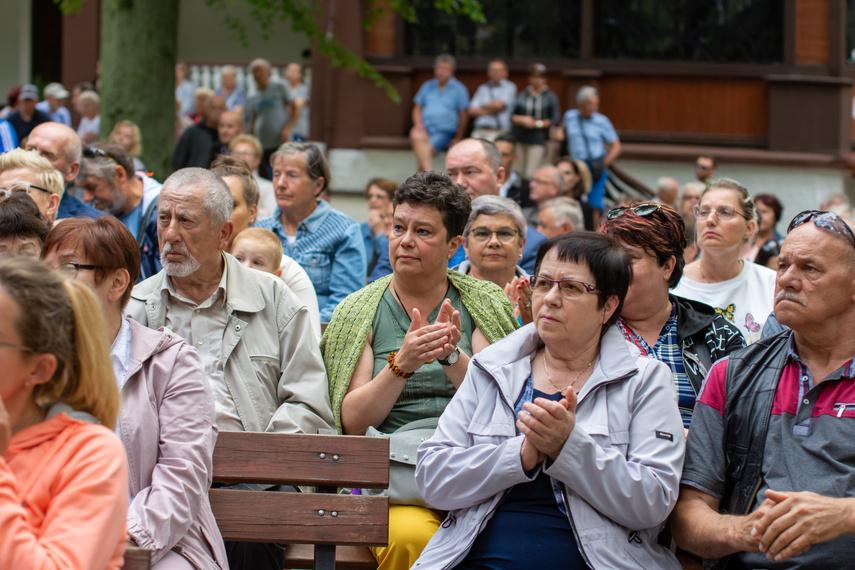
[323, 171, 518, 570]
[414, 233, 685, 569]
[0, 256, 128, 569]
[599, 203, 745, 429]
[43, 217, 228, 570]
[555, 155, 596, 230]
[741, 193, 784, 269]
[0, 193, 50, 257]
[361, 177, 397, 277]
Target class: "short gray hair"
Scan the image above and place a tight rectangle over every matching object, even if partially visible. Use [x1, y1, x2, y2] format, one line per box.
[576, 85, 598, 104]
[221, 64, 236, 76]
[271, 142, 331, 193]
[536, 166, 565, 194]
[162, 168, 233, 228]
[541, 197, 584, 230]
[464, 195, 526, 245]
[435, 53, 456, 71]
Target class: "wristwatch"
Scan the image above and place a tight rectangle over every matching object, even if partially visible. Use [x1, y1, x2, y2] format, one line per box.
[535, 119, 544, 129]
[438, 347, 460, 366]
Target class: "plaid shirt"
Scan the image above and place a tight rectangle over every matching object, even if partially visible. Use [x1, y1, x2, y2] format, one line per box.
[617, 307, 694, 428]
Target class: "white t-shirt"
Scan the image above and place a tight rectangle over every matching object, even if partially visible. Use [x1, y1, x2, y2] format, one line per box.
[254, 173, 277, 220]
[671, 261, 776, 345]
[279, 255, 322, 340]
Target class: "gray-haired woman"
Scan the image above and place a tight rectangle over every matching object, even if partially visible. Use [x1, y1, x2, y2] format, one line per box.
[454, 195, 529, 289]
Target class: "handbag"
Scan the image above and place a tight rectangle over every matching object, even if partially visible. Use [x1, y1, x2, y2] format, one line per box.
[363, 417, 438, 508]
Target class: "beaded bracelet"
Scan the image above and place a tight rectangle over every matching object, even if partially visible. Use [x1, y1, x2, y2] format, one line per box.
[387, 351, 414, 379]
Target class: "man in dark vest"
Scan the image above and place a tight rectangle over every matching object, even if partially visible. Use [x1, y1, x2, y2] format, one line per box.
[671, 210, 855, 568]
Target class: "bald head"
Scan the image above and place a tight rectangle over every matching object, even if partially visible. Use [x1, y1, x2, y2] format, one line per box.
[445, 138, 505, 199]
[25, 122, 82, 183]
[218, 110, 244, 147]
[529, 166, 563, 206]
[205, 95, 227, 128]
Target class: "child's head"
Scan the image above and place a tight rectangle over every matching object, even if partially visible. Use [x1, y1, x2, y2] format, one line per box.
[230, 228, 283, 276]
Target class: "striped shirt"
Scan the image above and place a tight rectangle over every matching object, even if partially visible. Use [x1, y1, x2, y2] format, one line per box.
[617, 307, 694, 428]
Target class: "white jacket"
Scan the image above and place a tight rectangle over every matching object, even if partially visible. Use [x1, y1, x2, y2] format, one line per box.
[414, 324, 685, 569]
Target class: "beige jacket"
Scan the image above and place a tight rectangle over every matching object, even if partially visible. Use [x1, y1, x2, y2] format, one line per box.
[127, 252, 334, 434]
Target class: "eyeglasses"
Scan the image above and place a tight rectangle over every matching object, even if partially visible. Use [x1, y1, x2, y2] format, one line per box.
[693, 205, 750, 222]
[0, 340, 33, 353]
[55, 262, 101, 279]
[82, 146, 119, 165]
[231, 150, 259, 159]
[469, 227, 519, 244]
[695, 163, 712, 170]
[530, 275, 601, 298]
[606, 203, 663, 221]
[787, 210, 855, 248]
[0, 183, 52, 200]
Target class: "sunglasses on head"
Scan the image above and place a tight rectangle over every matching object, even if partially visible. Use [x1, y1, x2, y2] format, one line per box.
[606, 203, 663, 221]
[82, 146, 119, 165]
[787, 210, 855, 248]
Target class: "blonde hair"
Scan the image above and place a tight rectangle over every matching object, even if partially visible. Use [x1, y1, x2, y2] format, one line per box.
[0, 149, 65, 196]
[0, 258, 119, 429]
[110, 120, 143, 157]
[229, 134, 263, 157]
[231, 227, 283, 269]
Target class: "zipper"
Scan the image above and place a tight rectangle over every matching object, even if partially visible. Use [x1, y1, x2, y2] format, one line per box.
[560, 486, 595, 569]
[743, 476, 764, 514]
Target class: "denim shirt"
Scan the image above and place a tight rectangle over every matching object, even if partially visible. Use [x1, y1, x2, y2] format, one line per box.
[255, 200, 365, 321]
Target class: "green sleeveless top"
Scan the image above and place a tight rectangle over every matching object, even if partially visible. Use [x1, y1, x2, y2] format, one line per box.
[371, 286, 474, 432]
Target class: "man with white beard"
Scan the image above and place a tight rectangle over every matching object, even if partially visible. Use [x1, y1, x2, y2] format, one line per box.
[126, 167, 334, 569]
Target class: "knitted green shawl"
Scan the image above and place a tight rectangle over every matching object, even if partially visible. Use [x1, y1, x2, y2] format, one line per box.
[321, 270, 519, 432]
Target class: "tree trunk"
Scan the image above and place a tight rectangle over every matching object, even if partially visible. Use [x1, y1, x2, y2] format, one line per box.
[99, 0, 178, 181]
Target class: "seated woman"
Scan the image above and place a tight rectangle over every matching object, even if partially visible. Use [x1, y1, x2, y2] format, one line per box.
[361, 177, 396, 278]
[0, 193, 51, 257]
[110, 120, 146, 172]
[414, 233, 685, 570]
[0, 148, 64, 224]
[322, 172, 519, 570]
[599, 203, 745, 430]
[555, 155, 596, 230]
[455, 195, 528, 288]
[43, 217, 229, 570]
[672, 178, 776, 344]
[0, 256, 128, 569]
[742, 193, 783, 269]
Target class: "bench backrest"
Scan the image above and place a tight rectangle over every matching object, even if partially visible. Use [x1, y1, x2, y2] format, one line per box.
[210, 431, 390, 547]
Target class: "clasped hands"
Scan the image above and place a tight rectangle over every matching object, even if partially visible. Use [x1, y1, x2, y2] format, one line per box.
[392, 299, 461, 375]
[518, 386, 577, 471]
[732, 490, 855, 562]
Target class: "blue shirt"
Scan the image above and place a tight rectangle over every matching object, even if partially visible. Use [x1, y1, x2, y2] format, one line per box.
[469, 79, 517, 130]
[0, 119, 17, 153]
[35, 101, 72, 127]
[118, 199, 144, 240]
[56, 191, 108, 220]
[255, 200, 366, 322]
[563, 109, 619, 161]
[414, 77, 470, 135]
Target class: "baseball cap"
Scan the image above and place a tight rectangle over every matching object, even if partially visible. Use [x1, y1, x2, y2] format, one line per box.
[43, 82, 70, 99]
[19, 84, 39, 101]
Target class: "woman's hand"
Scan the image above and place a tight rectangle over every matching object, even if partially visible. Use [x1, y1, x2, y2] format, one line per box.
[505, 276, 533, 325]
[517, 387, 577, 460]
[367, 209, 386, 236]
[520, 436, 545, 472]
[394, 308, 450, 374]
[0, 398, 10, 456]
[434, 299, 461, 360]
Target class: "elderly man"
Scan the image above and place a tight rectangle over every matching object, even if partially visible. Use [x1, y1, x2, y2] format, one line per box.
[35, 82, 71, 127]
[127, 167, 334, 569]
[174, 94, 227, 169]
[695, 155, 717, 184]
[536, 196, 584, 239]
[562, 85, 621, 211]
[283, 62, 309, 141]
[524, 165, 563, 227]
[494, 133, 535, 208]
[370, 138, 546, 282]
[25, 122, 106, 220]
[468, 60, 517, 141]
[215, 64, 247, 116]
[0, 149, 64, 224]
[671, 210, 855, 568]
[680, 181, 705, 218]
[75, 90, 101, 144]
[410, 54, 470, 172]
[8, 84, 51, 142]
[218, 109, 244, 155]
[248, 59, 293, 179]
[78, 141, 162, 279]
[657, 176, 680, 207]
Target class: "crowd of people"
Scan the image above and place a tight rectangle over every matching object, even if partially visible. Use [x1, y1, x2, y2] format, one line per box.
[1, 56, 855, 570]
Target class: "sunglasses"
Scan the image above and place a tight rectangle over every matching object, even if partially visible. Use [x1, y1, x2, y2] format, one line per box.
[787, 210, 855, 248]
[82, 146, 119, 165]
[606, 203, 663, 220]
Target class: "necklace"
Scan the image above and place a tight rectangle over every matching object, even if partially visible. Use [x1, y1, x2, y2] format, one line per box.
[699, 258, 742, 282]
[543, 352, 594, 394]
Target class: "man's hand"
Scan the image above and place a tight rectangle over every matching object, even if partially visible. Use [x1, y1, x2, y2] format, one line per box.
[752, 490, 855, 562]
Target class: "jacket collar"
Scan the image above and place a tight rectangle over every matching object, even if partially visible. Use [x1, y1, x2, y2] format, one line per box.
[671, 294, 715, 344]
[273, 199, 331, 235]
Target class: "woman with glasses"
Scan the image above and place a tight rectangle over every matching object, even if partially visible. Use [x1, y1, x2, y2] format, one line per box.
[672, 179, 776, 344]
[42, 216, 229, 570]
[323, 172, 518, 570]
[0, 256, 128, 569]
[0, 148, 64, 224]
[414, 233, 685, 570]
[455, 195, 528, 289]
[599, 203, 745, 430]
[0, 193, 50, 257]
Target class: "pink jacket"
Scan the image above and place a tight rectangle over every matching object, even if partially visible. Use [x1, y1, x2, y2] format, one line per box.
[121, 318, 228, 569]
[0, 405, 129, 569]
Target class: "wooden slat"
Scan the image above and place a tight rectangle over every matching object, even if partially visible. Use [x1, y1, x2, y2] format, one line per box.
[285, 544, 379, 570]
[210, 489, 389, 546]
[212, 432, 389, 489]
[121, 546, 152, 570]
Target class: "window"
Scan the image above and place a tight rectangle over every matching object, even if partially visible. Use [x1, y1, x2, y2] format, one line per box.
[404, 0, 581, 58]
[595, 0, 783, 63]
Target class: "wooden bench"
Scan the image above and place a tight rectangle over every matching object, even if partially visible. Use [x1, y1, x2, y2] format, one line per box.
[211, 431, 389, 570]
[121, 546, 152, 570]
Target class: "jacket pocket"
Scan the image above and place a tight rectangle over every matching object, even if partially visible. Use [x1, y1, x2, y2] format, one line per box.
[298, 252, 332, 293]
